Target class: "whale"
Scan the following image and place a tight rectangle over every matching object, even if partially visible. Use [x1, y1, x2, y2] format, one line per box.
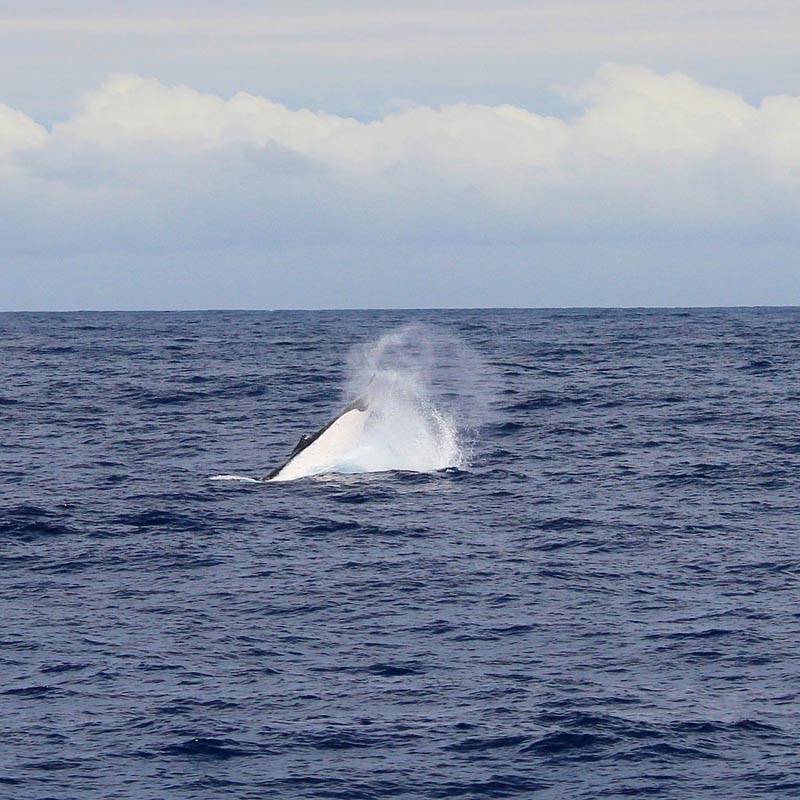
[264, 396, 371, 482]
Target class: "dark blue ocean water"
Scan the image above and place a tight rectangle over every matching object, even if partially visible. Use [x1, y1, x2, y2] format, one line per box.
[2, 308, 799, 800]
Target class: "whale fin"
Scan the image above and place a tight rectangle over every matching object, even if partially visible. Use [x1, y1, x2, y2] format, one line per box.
[264, 396, 370, 482]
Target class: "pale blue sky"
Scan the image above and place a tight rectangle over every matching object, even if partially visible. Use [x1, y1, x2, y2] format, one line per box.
[1, 1, 799, 309]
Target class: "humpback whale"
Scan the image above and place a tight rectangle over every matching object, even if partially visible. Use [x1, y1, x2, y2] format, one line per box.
[264, 396, 370, 482]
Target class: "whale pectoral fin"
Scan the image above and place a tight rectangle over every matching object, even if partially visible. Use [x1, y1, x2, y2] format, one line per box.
[265, 396, 371, 482]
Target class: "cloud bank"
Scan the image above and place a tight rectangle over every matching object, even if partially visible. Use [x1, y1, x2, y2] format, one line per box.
[1, 64, 799, 258]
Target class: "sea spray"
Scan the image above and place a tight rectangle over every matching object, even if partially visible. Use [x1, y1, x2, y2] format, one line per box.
[335, 370, 461, 474]
[336, 323, 490, 475]
[220, 322, 492, 482]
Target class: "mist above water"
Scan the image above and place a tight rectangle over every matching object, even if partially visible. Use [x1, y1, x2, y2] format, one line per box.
[333, 323, 488, 477]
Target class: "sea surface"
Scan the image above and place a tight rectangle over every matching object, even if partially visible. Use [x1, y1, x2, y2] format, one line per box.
[1, 308, 799, 800]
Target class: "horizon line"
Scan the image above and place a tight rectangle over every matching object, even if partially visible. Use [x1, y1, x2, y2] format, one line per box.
[1, 305, 798, 314]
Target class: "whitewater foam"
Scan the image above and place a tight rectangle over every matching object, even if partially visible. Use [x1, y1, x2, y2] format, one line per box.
[209, 474, 261, 483]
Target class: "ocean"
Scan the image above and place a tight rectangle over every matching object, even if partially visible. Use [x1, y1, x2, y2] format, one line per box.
[1, 308, 799, 799]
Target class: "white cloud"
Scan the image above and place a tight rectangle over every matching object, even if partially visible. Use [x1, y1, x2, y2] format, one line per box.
[1, 65, 799, 258]
[0, 103, 47, 154]
[3, 3, 800, 139]
[53, 74, 356, 151]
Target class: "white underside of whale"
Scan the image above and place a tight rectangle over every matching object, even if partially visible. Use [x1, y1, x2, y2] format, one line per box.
[268, 406, 370, 482]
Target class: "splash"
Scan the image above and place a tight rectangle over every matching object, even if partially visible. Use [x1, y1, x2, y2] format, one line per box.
[320, 322, 486, 478]
[334, 369, 461, 475]
[214, 323, 488, 483]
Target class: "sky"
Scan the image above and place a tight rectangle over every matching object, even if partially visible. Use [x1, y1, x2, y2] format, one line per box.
[1, 1, 799, 309]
